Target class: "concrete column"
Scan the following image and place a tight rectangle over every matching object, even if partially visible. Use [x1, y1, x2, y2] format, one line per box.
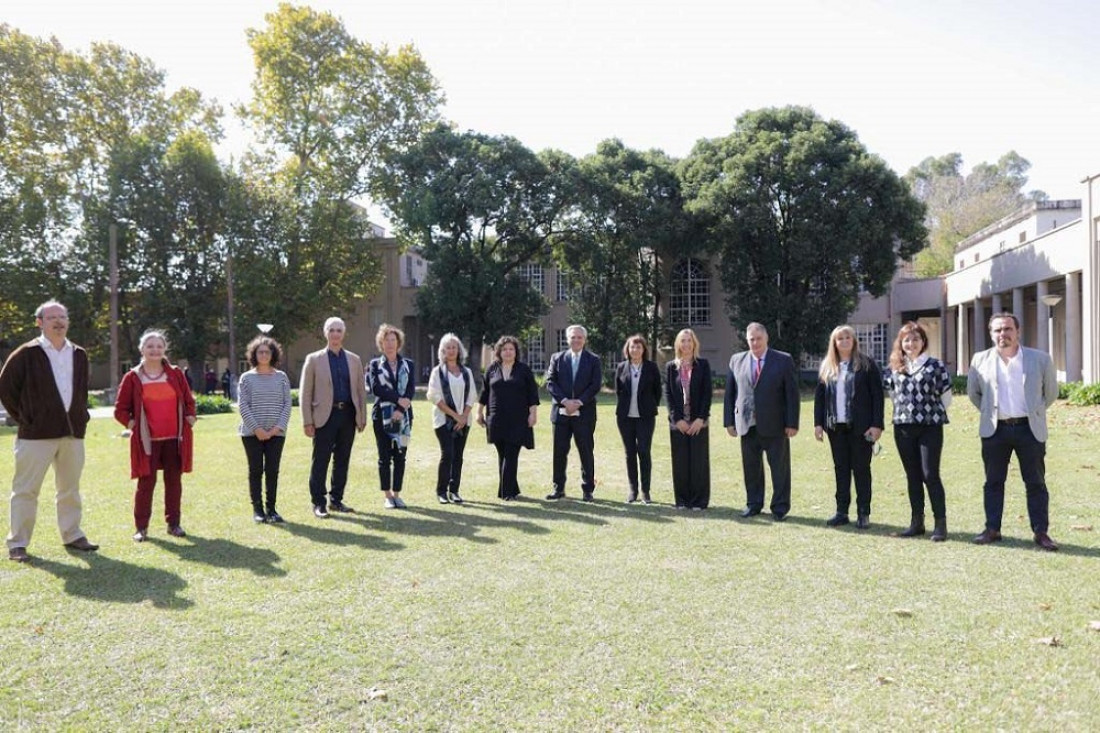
[972, 298, 985, 355]
[991, 292, 1003, 315]
[1013, 287, 1025, 323]
[1036, 280, 1050, 353]
[1066, 272, 1082, 381]
[956, 304, 967, 375]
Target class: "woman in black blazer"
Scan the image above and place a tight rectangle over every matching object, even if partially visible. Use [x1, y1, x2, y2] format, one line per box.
[615, 334, 662, 504]
[665, 328, 713, 510]
[813, 325, 885, 529]
[477, 336, 540, 501]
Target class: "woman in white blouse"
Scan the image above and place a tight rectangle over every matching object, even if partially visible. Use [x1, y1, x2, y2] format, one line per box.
[426, 333, 479, 504]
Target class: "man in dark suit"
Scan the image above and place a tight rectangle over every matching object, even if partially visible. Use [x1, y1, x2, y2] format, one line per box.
[546, 325, 602, 501]
[724, 322, 800, 519]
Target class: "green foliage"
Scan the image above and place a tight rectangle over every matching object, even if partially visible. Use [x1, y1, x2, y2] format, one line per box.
[289, 388, 300, 407]
[1058, 381, 1078, 400]
[680, 106, 927, 360]
[1065, 382, 1100, 406]
[905, 151, 1047, 277]
[951, 374, 969, 395]
[193, 394, 233, 414]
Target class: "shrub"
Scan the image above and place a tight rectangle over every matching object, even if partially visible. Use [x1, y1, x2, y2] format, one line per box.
[1067, 382, 1100, 406]
[1058, 381, 1080, 400]
[86, 393, 104, 408]
[290, 389, 300, 407]
[194, 394, 233, 415]
[951, 375, 968, 395]
[712, 373, 727, 392]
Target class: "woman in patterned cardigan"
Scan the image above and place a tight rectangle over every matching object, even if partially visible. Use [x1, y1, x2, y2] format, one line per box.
[883, 322, 953, 542]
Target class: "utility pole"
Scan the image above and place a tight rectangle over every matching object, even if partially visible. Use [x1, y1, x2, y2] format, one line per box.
[109, 223, 119, 402]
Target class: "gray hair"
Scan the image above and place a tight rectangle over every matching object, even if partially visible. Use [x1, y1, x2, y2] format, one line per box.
[35, 300, 67, 319]
[566, 324, 587, 339]
[746, 322, 768, 338]
[437, 333, 469, 364]
[323, 317, 345, 335]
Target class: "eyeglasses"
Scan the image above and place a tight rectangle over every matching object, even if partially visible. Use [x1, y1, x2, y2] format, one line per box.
[40, 315, 69, 321]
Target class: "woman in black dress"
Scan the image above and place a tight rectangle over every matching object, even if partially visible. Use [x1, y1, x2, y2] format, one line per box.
[615, 334, 662, 504]
[665, 329, 712, 510]
[477, 336, 540, 501]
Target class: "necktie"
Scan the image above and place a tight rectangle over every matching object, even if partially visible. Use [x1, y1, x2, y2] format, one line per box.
[572, 352, 579, 379]
[754, 358, 763, 385]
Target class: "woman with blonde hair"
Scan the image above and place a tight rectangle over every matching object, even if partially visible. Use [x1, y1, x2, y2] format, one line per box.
[426, 333, 478, 504]
[664, 329, 712, 510]
[367, 323, 416, 509]
[114, 329, 197, 540]
[813, 325, 884, 529]
[884, 321, 952, 541]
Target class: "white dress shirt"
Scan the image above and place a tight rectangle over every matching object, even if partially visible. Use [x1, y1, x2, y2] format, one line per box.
[38, 335, 74, 411]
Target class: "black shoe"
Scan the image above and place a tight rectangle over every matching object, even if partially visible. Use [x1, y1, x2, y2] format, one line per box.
[740, 507, 762, 518]
[328, 501, 354, 513]
[437, 494, 451, 504]
[896, 513, 925, 537]
[266, 510, 285, 524]
[626, 490, 638, 503]
[253, 507, 268, 523]
[313, 504, 329, 519]
[582, 492, 594, 502]
[545, 491, 566, 500]
[448, 492, 464, 504]
[641, 492, 652, 505]
[773, 512, 788, 522]
[856, 514, 870, 530]
[930, 518, 946, 542]
[825, 513, 850, 527]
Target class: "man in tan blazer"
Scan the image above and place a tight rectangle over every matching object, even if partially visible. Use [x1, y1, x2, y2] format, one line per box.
[300, 316, 367, 518]
[967, 312, 1059, 550]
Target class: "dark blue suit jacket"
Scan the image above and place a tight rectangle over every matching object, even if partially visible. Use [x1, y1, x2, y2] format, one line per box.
[546, 349, 602, 425]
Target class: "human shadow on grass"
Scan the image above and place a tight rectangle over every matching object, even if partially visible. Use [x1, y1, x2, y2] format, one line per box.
[145, 534, 288, 577]
[33, 554, 193, 609]
[276, 518, 406, 552]
[492, 495, 676, 525]
[322, 505, 553, 544]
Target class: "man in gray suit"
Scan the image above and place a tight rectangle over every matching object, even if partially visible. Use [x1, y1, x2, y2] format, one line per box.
[967, 312, 1059, 550]
[724, 323, 800, 519]
[300, 316, 368, 518]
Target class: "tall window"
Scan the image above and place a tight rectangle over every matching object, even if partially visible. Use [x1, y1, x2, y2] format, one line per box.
[556, 269, 573, 302]
[516, 263, 545, 296]
[555, 328, 569, 352]
[669, 258, 710, 327]
[526, 329, 546, 371]
[854, 323, 889, 366]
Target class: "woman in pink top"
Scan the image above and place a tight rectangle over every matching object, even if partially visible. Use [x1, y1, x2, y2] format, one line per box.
[114, 329, 196, 541]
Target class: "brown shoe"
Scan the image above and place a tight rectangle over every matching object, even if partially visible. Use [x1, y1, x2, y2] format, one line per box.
[1034, 532, 1059, 551]
[64, 536, 99, 552]
[973, 528, 1003, 544]
[8, 546, 29, 563]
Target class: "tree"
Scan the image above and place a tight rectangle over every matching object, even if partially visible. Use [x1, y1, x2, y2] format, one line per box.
[554, 139, 699, 358]
[904, 151, 1047, 276]
[235, 2, 444, 347]
[680, 106, 927, 360]
[379, 125, 572, 377]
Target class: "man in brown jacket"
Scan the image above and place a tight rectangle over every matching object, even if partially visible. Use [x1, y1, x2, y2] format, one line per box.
[0, 300, 99, 562]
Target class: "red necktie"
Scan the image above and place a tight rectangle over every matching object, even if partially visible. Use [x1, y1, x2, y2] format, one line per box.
[754, 359, 762, 384]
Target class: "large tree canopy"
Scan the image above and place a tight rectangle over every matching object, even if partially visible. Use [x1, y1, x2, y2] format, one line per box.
[904, 151, 1046, 276]
[380, 124, 571, 376]
[680, 106, 927, 360]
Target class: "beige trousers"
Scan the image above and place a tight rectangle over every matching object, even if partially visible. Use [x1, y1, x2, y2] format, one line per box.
[6, 437, 86, 549]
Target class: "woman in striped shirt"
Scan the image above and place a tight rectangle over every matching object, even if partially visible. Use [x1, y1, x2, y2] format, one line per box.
[238, 336, 292, 523]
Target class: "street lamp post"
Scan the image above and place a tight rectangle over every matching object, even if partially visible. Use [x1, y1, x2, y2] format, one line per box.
[1040, 292, 1063, 363]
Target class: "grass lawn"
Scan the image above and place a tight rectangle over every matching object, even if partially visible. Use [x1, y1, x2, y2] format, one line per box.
[1, 393, 1099, 730]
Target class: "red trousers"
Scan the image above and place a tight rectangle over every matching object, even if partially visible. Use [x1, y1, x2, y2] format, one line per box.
[134, 439, 183, 529]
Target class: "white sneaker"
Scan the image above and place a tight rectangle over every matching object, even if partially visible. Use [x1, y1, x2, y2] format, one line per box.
[384, 497, 397, 509]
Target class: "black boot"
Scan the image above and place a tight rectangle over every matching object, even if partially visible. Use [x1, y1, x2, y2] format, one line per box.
[898, 512, 925, 537]
[252, 502, 267, 523]
[930, 517, 947, 542]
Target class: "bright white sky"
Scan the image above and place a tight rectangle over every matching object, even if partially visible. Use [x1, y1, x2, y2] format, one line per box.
[6, 0, 1099, 212]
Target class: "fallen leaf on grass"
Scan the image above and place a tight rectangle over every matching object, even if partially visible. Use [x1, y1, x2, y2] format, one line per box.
[1038, 603, 1053, 611]
[1070, 524, 1094, 531]
[1035, 637, 1062, 647]
[891, 608, 914, 617]
[1087, 621, 1100, 632]
[366, 687, 388, 701]
[875, 676, 895, 685]
[846, 664, 860, 672]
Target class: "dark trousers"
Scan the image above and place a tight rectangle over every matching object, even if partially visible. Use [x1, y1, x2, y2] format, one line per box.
[740, 427, 792, 515]
[135, 439, 183, 530]
[495, 442, 522, 499]
[434, 425, 469, 496]
[825, 425, 873, 516]
[308, 406, 356, 507]
[552, 416, 596, 493]
[373, 418, 408, 493]
[670, 427, 710, 508]
[981, 421, 1049, 533]
[893, 423, 946, 519]
[242, 435, 285, 511]
[617, 415, 655, 492]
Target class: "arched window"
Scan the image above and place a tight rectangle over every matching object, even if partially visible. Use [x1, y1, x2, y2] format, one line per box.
[669, 258, 710, 327]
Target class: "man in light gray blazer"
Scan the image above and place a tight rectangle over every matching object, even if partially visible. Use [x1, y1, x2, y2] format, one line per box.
[967, 312, 1059, 551]
[300, 316, 368, 518]
[723, 323, 800, 520]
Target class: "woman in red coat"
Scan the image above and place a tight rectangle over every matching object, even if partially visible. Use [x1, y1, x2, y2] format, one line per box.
[114, 329, 196, 541]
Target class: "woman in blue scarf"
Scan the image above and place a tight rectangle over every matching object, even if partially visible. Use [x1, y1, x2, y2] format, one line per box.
[368, 324, 416, 509]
